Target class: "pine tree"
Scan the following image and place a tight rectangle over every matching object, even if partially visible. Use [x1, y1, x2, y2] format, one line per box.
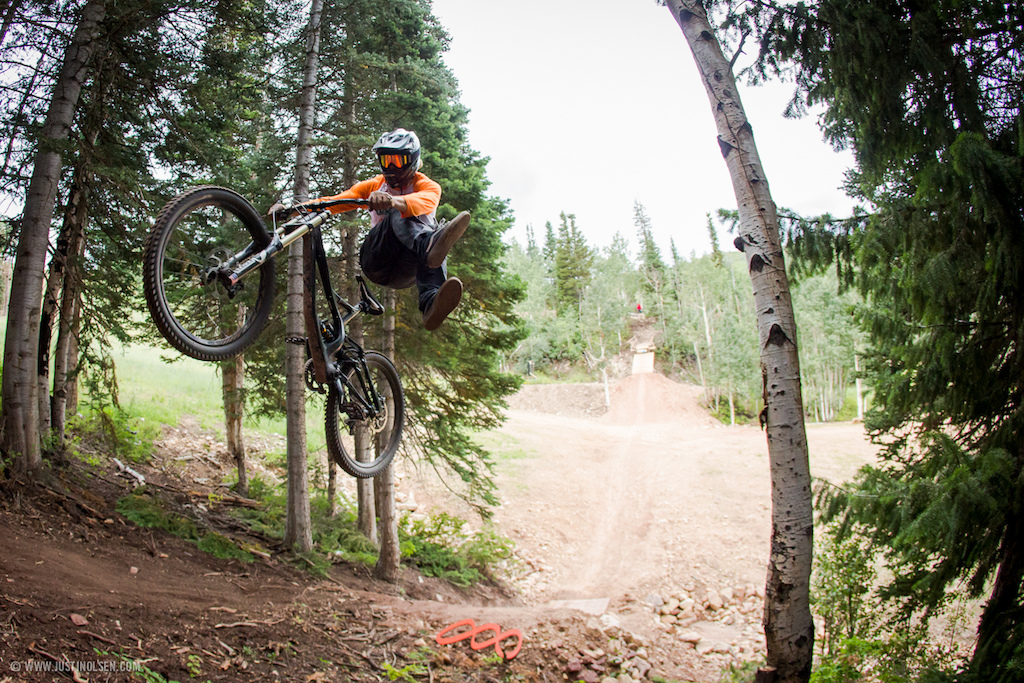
[299, 0, 525, 516]
[554, 212, 592, 317]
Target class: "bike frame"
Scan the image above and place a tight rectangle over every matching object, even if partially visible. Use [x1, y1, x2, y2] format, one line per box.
[214, 197, 386, 415]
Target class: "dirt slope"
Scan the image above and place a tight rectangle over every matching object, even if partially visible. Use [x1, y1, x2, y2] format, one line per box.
[0, 374, 883, 682]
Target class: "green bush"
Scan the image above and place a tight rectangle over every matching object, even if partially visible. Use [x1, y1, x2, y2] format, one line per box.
[811, 522, 963, 682]
[400, 512, 514, 587]
[69, 405, 158, 464]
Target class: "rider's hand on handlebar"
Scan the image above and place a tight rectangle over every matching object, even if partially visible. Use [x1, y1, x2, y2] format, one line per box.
[368, 191, 397, 213]
[267, 201, 297, 221]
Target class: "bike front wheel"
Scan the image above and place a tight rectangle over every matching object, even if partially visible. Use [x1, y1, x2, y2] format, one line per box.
[143, 186, 276, 361]
[326, 352, 405, 478]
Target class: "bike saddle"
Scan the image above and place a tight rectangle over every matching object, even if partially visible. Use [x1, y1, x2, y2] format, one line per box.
[357, 275, 385, 316]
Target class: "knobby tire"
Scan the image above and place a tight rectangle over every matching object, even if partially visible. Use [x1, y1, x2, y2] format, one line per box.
[326, 352, 405, 478]
[143, 186, 276, 361]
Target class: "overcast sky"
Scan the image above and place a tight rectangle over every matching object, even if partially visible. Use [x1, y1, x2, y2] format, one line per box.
[429, 0, 857, 259]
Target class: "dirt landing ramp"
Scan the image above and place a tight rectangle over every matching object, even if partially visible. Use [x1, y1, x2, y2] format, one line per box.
[602, 373, 718, 426]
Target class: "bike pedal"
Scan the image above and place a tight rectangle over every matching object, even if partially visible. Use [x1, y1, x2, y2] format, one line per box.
[286, 336, 307, 345]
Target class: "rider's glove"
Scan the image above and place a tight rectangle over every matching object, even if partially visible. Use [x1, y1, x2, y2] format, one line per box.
[267, 200, 295, 221]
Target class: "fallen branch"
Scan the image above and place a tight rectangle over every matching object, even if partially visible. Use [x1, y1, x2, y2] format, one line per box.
[39, 484, 105, 520]
[113, 458, 146, 486]
[26, 642, 81, 681]
[77, 629, 117, 645]
[195, 490, 262, 509]
[214, 618, 285, 629]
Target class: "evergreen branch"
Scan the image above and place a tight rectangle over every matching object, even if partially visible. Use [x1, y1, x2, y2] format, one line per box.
[814, 477, 878, 501]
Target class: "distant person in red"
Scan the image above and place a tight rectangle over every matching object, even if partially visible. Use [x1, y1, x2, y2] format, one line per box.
[636, 303, 644, 314]
[269, 129, 469, 330]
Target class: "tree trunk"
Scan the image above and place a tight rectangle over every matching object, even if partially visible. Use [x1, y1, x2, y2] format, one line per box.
[1, 0, 106, 476]
[222, 310, 247, 498]
[972, 503, 1024, 681]
[854, 352, 864, 422]
[355, 425, 377, 545]
[664, 3, 815, 681]
[38, 148, 91, 440]
[326, 460, 337, 517]
[48, 190, 87, 449]
[64, 303, 81, 418]
[372, 299, 400, 579]
[374, 288, 401, 583]
[0, 0, 25, 47]
[350, 308, 376, 543]
[283, 0, 324, 552]
[0, 260, 12, 317]
[283, 241, 312, 551]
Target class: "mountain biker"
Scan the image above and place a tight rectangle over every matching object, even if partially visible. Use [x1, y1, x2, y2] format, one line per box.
[269, 128, 470, 330]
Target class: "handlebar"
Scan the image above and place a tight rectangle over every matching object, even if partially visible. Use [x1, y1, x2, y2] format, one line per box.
[308, 198, 371, 210]
[273, 197, 371, 223]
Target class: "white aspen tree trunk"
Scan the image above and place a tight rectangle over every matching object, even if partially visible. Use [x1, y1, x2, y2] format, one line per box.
[699, 283, 713, 352]
[664, 2, 815, 681]
[1, 0, 105, 476]
[854, 352, 864, 422]
[283, 0, 323, 552]
[373, 288, 400, 583]
[694, 340, 707, 396]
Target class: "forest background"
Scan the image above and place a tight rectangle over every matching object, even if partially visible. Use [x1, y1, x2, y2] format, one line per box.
[0, 1, 1021, 682]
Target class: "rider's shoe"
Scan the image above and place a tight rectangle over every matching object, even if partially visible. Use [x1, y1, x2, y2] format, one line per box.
[425, 211, 470, 269]
[422, 277, 463, 331]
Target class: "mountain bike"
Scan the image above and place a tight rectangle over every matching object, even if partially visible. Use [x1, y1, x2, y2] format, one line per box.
[142, 186, 404, 479]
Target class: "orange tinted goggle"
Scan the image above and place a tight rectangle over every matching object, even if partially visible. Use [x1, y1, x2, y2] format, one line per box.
[379, 153, 410, 169]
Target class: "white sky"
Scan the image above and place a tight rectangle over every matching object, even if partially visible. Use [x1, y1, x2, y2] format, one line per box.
[429, 0, 857, 259]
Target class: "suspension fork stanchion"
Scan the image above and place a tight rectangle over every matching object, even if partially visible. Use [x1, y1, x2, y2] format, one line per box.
[222, 214, 321, 286]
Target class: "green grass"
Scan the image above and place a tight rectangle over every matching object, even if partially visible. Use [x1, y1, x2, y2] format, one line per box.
[472, 429, 536, 490]
[111, 339, 329, 458]
[116, 490, 255, 563]
[113, 342, 226, 429]
[472, 429, 534, 463]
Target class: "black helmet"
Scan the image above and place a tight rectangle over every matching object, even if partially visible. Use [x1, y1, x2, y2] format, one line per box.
[372, 128, 421, 188]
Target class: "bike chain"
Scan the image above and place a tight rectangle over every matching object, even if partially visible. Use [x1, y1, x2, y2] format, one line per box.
[285, 336, 306, 346]
[304, 359, 328, 395]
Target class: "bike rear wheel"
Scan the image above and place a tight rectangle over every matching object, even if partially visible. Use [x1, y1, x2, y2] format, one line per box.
[143, 186, 276, 361]
[326, 352, 405, 478]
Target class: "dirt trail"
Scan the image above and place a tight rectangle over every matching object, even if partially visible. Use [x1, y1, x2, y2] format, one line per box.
[485, 374, 877, 603]
[410, 372, 882, 673]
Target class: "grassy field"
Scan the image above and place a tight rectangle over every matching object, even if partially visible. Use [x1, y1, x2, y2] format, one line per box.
[0, 313, 330, 462]
[112, 339, 333, 456]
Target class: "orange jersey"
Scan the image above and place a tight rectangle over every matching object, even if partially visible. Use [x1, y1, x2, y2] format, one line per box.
[318, 173, 441, 220]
